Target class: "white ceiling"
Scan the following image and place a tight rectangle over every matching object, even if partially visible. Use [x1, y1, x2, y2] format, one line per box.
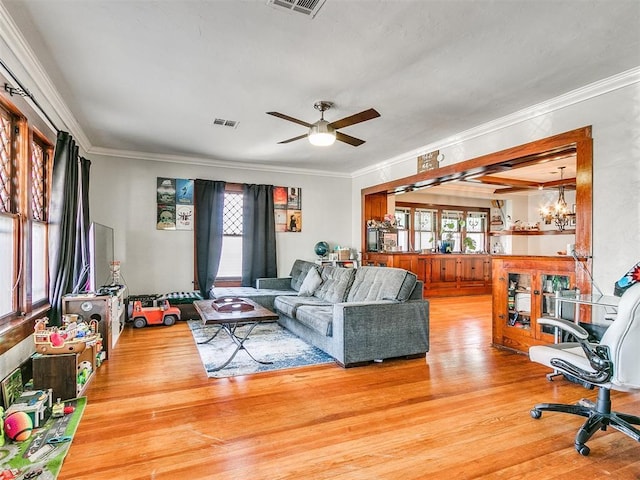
[2, 0, 640, 176]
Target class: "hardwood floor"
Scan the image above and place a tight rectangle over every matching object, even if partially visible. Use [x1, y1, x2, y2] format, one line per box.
[61, 295, 640, 479]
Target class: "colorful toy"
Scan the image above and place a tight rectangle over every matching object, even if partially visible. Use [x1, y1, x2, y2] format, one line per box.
[77, 361, 93, 387]
[33, 318, 99, 355]
[51, 399, 64, 418]
[131, 300, 181, 328]
[4, 390, 52, 428]
[0, 468, 19, 480]
[4, 411, 33, 442]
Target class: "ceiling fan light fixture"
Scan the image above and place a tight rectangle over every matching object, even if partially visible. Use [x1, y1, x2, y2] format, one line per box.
[308, 120, 336, 146]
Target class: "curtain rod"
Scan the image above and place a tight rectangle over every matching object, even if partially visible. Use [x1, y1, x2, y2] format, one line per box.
[0, 57, 60, 134]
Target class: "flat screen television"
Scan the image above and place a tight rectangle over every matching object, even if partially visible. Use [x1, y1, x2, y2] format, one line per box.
[89, 222, 114, 292]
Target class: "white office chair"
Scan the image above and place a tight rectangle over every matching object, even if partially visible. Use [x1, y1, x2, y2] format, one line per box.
[529, 283, 640, 456]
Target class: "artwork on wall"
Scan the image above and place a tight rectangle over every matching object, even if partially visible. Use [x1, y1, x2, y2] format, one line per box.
[157, 177, 194, 230]
[274, 186, 302, 232]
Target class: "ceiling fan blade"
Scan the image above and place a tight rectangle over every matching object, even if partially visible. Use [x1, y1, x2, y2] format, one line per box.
[266, 111, 313, 128]
[278, 133, 309, 144]
[336, 131, 365, 147]
[328, 108, 380, 130]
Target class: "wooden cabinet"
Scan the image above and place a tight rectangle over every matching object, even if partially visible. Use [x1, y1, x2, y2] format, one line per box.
[362, 252, 491, 297]
[33, 341, 100, 401]
[492, 255, 576, 353]
[362, 253, 492, 296]
[62, 289, 126, 359]
[426, 255, 458, 290]
[418, 254, 492, 296]
[392, 254, 419, 272]
[459, 256, 487, 283]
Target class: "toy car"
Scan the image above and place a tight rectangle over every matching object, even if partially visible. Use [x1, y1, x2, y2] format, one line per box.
[130, 300, 181, 328]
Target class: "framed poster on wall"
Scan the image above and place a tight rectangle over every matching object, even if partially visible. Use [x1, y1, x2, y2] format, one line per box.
[157, 177, 194, 230]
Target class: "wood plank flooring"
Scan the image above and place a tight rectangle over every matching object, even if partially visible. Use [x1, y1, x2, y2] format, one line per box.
[60, 295, 640, 479]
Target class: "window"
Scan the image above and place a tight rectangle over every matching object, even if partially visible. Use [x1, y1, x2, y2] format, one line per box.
[217, 191, 243, 278]
[394, 207, 410, 251]
[30, 136, 48, 303]
[414, 208, 437, 251]
[0, 106, 17, 318]
[441, 210, 463, 252]
[465, 212, 487, 253]
[396, 202, 489, 253]
[0, 96, 53, 321]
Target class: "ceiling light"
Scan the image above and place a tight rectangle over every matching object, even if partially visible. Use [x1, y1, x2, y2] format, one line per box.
[539, 166, 573, 231]
[308, 119, 336, 146]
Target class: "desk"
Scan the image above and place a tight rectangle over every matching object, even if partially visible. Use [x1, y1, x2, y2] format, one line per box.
[554, 292, 619, 325]
[193, 298, 279, 372]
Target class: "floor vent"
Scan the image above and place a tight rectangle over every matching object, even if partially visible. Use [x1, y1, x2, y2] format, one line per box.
[267, 0, 327, 18]
[213, 118, 239, 129]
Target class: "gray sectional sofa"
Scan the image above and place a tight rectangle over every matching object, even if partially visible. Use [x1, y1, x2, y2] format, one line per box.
[211, 259, 429, 367]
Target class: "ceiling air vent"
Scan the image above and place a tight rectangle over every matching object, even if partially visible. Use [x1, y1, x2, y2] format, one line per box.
[213, 118, 239, 129]
[267, 0, 327, 18]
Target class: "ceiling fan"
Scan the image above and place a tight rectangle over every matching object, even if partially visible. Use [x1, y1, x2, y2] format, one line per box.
[267, 101, 380, 147]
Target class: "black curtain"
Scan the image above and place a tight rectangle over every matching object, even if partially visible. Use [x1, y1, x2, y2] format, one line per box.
[48, 132, 91, 325]
[73, 157, 92, 292]
[194, 179, 226, 298]
[242, 184, 277, 287]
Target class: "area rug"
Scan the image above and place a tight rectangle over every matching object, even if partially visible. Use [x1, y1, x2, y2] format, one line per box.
[0, 396, 86, 479]
[188, 320, 334, 378]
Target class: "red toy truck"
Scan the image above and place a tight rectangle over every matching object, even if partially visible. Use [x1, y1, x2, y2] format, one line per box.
[130, 300, 181, 328]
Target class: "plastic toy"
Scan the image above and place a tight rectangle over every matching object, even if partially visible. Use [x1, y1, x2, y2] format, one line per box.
[0, 469, 19, 480]
[52, 398, 64, 418]
[33, 318, 99, 355]
[130, 300, 180, 328]
[4, 411, 33, 442]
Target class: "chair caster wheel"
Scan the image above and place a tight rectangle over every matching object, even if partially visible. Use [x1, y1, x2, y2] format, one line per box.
[530, 409, 542, 419]
[575, 443, 590, 456]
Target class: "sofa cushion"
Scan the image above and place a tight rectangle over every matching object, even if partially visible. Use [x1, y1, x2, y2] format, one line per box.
[211, 286, 295, 299]
[346, 267, 417, 302]
[313, 266, 356, 303]
[298, 267, 323, 296]
[295, 305, 334, 337]
[274, 295, 332, 319]
[289, 260, 319, 292]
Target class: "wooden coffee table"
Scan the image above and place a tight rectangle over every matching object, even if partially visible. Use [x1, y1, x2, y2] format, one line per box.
[193, 298, 279, 372]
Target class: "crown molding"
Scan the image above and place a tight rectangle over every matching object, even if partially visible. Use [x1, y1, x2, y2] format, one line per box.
[87, 146, 352, 178]
[351, 66, 640, 179]
[0, 2, 92, 150]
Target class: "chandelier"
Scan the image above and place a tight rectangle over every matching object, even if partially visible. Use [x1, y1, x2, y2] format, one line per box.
[539, 166, 573, 231]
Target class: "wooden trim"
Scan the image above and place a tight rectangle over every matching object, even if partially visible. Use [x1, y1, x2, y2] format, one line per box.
[361, 127, 593, 295]
[0, 88, 54, 347]
[362, 127, 589, 196]
[0, 303, 49, 355]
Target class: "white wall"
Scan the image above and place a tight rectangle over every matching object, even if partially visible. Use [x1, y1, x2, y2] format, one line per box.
[89, 154, 353, 295]
[352, 79, 640, 294]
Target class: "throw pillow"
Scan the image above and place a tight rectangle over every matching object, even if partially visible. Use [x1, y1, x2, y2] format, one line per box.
[298, 267, 323, 296]
[614, 261, 640, 296]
